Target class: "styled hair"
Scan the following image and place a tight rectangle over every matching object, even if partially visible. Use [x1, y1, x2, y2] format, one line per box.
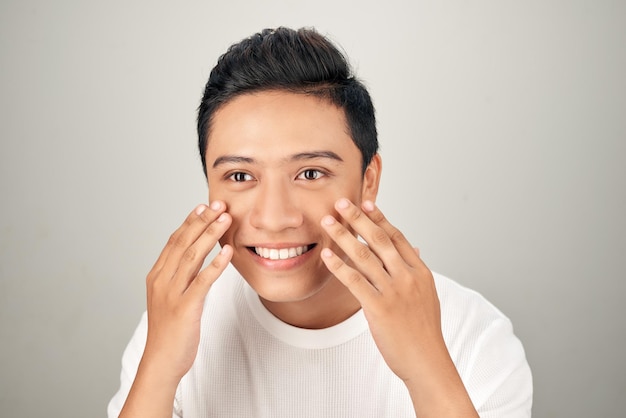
[197, 27, 378, 175]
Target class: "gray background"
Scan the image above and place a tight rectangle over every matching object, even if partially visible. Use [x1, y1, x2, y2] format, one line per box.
[1, 0, 624, 417]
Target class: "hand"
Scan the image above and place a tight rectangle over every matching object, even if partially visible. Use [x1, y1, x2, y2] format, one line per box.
[120, 202, 233, 418]
[320, 198, 478, 417]
[320, 198, 443, 381]
[143, 201, 233, 380]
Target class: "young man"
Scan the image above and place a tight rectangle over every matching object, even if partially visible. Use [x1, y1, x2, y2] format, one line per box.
[108, 27, 532, 417]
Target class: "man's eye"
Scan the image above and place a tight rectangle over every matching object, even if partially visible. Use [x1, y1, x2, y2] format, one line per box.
[229, 172, 253, 182]
[297, 169, 324, 180]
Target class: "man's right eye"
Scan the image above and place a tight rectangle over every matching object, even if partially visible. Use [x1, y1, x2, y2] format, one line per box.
[229, 172, 253, 182]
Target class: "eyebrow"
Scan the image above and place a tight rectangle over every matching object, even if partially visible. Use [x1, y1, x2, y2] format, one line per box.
[290, 151, 343, 162]
[212, 150, 343, 168]
[212, 155, 254, 168]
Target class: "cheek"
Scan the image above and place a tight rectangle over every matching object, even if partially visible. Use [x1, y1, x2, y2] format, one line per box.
[223, 195, 250, 223]
[216, 194, 251, 246]
[311, 181, 364, 216]
[208, 182, 248, 218]
[298, 192, 336, 222]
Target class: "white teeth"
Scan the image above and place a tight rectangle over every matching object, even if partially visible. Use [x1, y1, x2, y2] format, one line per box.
[255, 245, 309, 260]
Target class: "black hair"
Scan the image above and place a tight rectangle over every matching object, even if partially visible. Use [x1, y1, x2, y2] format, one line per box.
[197, 27, 378, 175]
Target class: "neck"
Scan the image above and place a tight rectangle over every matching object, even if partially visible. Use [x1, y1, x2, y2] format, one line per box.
[260, 277, 361, 329]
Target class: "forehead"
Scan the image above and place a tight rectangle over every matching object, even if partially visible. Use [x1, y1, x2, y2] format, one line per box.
[206, 90, 361, 165]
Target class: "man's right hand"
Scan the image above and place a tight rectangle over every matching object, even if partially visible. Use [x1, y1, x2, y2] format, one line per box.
[120, 201, 232, 418]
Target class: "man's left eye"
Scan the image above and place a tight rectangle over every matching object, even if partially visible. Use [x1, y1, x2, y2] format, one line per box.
[297, 169, 324, 180]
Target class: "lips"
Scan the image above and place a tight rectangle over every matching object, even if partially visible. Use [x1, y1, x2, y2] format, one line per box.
[252, 244, 315, 260]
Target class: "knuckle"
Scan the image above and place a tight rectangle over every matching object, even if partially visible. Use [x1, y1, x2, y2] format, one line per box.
[167, 232, 177, 246]
[196, 270, 217, 287]
[210, 255, 223, 270]
[389, 227, 406, 245]
[182, 247, 198, 262]
[183, 214, 195, 226]
[416, 263, 433, 278]
[329, 258, 344, 271]
[371, 227, 390, 245]
[370, 210, 385, 224]
[347, 207, 362, 221]
[346, 270, 362, 285]
[333, 224, 351, 238]
[146, 269, 157, 283]
[147, 269, 166, 290]
[202, 223, 218, 237]
[194, 271, 209, 285]
[197, 210, 212, 225]
[355, 244, 372, 261]
[169, 232, 187, 248]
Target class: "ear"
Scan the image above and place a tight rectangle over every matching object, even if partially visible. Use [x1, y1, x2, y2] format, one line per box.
[361, 153, 382, 202]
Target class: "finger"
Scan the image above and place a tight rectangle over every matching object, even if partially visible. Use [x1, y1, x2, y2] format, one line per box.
[150, 204, 208, 274]
[172, 211, 232, 291]
[320, 247, 379, 303]
[184, 244, 233, 301]
[361, 200, 421, 267]
[333, 199, 406, 275]
[321, 214, 390, 290]
[156, 201, 227, 282]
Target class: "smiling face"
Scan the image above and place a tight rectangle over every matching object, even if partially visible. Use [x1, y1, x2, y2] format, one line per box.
[205, 90, 380, 325]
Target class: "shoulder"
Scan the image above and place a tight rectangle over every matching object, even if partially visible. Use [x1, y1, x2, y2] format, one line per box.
[433, 272, 533, 416]
[434, 271, 508, 329]
[433, 270, 519, 358]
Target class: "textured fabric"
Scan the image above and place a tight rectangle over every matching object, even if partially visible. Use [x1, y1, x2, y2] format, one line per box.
[108, 264, 532, 417]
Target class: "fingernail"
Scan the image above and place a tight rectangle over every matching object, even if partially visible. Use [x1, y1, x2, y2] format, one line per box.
[321, 248, 333, 258]
[216, 213, 228, 222]
[362, 200, 375, 212]
[195, 205, 207, 215]
[220, 245, 230, 255]
[322, 215, 336, 226]
[210, 201, 221, 211]
[336, 198, 350, 209]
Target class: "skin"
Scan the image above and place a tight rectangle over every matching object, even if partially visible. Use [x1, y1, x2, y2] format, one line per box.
[119, 91, 478, 417]
[205, 90, 378, 329]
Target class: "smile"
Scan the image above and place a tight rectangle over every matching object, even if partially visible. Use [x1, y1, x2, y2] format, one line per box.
[252, 245, 315, 260]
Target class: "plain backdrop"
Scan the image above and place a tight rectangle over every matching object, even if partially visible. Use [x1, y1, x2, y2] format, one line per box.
[1, 0, 624, 417]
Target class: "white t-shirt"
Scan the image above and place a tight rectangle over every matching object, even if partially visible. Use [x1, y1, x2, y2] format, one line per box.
[108, 264, 532, 417]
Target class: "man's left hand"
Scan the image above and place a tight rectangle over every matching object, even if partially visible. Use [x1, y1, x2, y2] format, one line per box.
[320, 198, 445, 383]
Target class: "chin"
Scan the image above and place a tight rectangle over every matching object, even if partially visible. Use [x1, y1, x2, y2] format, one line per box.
[232, 262, 330, 304]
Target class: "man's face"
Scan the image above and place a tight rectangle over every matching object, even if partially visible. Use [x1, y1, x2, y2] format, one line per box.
[205, 90, 380, 306]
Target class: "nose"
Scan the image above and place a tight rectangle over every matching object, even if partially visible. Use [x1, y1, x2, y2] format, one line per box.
[249, 179, 303, 232]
